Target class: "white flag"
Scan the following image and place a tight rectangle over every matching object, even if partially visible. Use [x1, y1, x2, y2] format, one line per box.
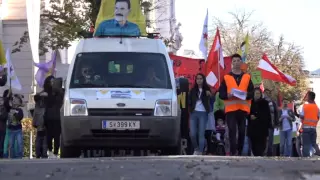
[5, 49, 22, 91]
[199, 9, 208, 61]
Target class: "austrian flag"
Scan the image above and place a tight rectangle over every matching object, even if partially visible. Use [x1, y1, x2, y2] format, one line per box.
[257, 53, 296, 86]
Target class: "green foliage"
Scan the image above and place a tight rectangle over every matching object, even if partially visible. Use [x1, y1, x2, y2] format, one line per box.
[210, 10, 308, 101]
[22, 118, 36, 157]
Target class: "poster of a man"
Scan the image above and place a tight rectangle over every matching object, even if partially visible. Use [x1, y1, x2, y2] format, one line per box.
[94, 0, 141, 37]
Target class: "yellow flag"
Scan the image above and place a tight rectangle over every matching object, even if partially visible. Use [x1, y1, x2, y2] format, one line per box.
[0, 40, 7, 65]
[237, 33, 249, 62]
[95, 0, 147, 36]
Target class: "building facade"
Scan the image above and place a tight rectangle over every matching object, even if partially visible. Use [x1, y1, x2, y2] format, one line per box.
[308, 75, 320, 103]
[0, 0, 69, 103]
[146, 0, 182, 54]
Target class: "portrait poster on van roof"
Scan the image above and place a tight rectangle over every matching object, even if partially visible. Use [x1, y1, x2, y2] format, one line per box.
[94, 0, 147, 37]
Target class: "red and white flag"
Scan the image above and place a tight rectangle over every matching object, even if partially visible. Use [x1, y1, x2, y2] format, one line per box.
[258, 53, 296, 86]
[206, 28, 225, 88]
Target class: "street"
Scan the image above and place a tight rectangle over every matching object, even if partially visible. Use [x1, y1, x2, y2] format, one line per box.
[1, 156, 320, 180]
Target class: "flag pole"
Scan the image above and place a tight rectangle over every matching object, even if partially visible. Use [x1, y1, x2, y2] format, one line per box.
[217, 28, 221, 86]
[218, 49, 221, 86]
[8, 52, 12, 94]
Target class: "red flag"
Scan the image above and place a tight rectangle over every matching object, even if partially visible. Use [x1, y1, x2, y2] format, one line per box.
[206, 28, 226, 88]
[257, 53, 296, 86]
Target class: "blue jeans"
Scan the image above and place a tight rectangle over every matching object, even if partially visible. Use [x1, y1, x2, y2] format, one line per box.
[190, 111, 208, 153]
[8, 129, 23, 159]
[267, 128, 274, 156]
[280, 129, 292, 157]
[241, 119, 252, 156]
[302, 128, 320, 157]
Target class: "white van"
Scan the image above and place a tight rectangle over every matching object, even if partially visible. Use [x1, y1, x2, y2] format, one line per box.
[61, 37, 181, 157]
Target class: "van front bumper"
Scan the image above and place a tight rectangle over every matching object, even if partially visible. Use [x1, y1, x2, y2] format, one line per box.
[61, 115, 181, 148]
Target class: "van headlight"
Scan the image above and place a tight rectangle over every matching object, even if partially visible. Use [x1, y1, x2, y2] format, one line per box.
[154, 100, 172, 116]
[70, 99, 88, 116]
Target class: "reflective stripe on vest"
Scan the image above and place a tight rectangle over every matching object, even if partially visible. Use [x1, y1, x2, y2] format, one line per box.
[223, 73, 251, 113]
[302, 103, 319, 127]
[224, 100, 251, 106]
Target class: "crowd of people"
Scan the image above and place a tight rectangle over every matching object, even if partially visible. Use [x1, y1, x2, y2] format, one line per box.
[0, 75, 63, 159]
[0, 53, 319, 159]
[189, 53, 320, 157]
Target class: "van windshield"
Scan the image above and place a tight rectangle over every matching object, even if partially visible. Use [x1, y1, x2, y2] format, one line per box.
[69, 52, 172, 89]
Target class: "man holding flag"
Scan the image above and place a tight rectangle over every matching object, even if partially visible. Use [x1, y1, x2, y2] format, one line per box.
[219, 53, 254, 156]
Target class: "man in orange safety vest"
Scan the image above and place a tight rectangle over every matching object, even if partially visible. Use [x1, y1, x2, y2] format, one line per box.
[300, 91, 320, 157]
[219, 53, 254, 156]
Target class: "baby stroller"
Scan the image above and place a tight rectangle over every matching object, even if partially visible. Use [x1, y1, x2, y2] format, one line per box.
[205, 110, 226, 155]
[206, 131, 226, 156]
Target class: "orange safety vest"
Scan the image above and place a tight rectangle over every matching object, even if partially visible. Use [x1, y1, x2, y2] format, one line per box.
[223, 73, 251, 113]
[302, 103, 319, 127]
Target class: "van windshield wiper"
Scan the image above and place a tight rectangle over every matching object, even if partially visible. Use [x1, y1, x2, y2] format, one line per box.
[73, 83, 105, 88]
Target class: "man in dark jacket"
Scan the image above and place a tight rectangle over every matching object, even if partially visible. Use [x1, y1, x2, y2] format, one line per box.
[33, 92, 48, 159]
[0, 89, 10, 158]
[34, 76, 64, 158]
[219, 54, 254, 156]
[263, 89, 279, 156]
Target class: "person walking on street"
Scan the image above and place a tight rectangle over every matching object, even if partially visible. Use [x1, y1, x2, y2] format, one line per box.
[0, 90, 10, 158]
[219, 53, 254, 156]
[299, 91, 320, 157]
[36, 76, 64, 158]
[279, 99, 295, 157]
[247, 88, 271, 156]
[33, 91, 48, 159]
[7, 94, 24, 159]
[263, 89, 279, 156]
[189, 73, 212, 155]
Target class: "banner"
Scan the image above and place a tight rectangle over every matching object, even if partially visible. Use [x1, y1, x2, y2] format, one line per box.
[94, 0, 146, 36]
[170, 54, 204, 88]
[251, 71, 262, 85]
[170, 54, 232, 89]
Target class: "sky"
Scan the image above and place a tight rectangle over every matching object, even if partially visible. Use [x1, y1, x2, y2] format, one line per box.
[175, 0, 320, 71]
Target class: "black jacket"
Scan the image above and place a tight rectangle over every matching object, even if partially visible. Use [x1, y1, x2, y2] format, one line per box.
[34, 89, 64, 122]
[247, 98, 271, 139]
[189, 88, 211, 113]
[0, 97, 10, 122]
[219, 72, 254, 101]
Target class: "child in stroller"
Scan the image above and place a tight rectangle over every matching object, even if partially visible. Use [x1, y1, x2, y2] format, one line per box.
[205, 110, 226, 155]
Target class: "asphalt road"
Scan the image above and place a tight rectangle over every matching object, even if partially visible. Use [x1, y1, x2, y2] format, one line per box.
[1, 156, 320, 180]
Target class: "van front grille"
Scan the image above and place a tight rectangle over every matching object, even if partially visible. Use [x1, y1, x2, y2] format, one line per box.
[87, 108, 154, 116]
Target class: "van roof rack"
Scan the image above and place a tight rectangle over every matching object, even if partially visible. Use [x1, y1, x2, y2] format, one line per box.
[146, 33, 160, 39]
[86, 33, 161, 39]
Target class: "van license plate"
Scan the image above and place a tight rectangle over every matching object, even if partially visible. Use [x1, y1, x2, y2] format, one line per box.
[102, 120, 140, 130]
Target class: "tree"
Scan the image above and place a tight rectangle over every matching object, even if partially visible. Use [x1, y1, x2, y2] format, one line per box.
[210, 10, 308, 101]
[12, 0, 174, 55]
